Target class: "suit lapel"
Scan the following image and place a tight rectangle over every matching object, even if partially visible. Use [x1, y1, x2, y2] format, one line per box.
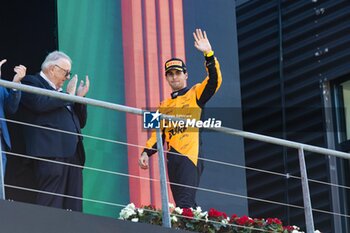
[37, 74, 56, 91]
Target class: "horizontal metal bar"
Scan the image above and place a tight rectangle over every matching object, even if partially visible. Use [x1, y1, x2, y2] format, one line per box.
[212, 126, 350, 159]
[0, 79, 142, 115]
[1, 79, 349, 160]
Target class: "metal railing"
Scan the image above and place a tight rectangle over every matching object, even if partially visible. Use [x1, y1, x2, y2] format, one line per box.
[0, 130, 4, 200]
[1, 79, 350, 233]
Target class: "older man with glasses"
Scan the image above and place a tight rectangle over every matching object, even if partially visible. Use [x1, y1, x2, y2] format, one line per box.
[16, 51, 89, 211]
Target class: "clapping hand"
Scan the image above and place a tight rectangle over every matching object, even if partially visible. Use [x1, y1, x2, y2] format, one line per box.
[66, 74, 78, 95]
[1, 59, 27, 82]
[77, 75, 90, 97]
[13, 65, 27, 83]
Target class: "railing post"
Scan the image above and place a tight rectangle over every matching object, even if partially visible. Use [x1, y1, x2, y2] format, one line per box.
[298, 147, 315, 233]
[0, 131, 5, 200]
[155, 127, 171, 228]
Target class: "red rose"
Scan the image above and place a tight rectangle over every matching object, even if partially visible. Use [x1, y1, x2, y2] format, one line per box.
[283, 225, 295, 231]
[182, 208, 194, 218]
[236, 215, 254, 225]
[208, 208, 227, 219]
[208, 208, 220, 218]
[267, 218, 282, 225]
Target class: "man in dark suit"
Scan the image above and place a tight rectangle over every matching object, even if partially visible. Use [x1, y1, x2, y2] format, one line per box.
[18, 51, 89, 211]
[0, 59, 26, 199]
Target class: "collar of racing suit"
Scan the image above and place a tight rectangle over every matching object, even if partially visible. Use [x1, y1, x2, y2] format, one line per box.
[170, 87, 189, 99]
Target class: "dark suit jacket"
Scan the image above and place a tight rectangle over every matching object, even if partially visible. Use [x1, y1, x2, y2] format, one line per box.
[0, 86, 21, 148]
[18, 74, 87, 161]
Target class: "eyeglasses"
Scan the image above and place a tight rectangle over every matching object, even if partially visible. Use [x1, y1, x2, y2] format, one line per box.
[54, 64, 71, 78]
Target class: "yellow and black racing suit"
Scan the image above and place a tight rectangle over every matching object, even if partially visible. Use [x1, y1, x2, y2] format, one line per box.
[143, 54, 222, 208]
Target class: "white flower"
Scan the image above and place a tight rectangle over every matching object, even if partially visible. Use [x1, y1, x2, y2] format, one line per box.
[288, 225, 310, 233]
[193, 206, 203, 217]
[221, 219, 229, 224]
[192, 206, 205, 219]
[131, 218, 139, 222]
[171, 215, 178, 222]
[314, 231, 321, 233]
[291, 230, 304, 233]
[174, 207, 183, 214]
[199, 211, 208, 218]
[126, 203, 136, 210]
[119, 204, 137, 219]
[125, 209, 136, 219]
[168, 203, 175, 209]
[138, 208, 144, 216]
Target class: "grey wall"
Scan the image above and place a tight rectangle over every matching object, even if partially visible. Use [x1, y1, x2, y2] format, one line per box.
[183, 0, 247, 215]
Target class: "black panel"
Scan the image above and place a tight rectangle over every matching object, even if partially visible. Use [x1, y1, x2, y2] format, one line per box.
[237, 0, 350, 232]
[0, 0, 58, 203]
[0, 0, 58, 77]
[237, 0, 286, 222]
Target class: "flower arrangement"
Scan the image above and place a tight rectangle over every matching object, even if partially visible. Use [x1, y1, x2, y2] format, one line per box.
[119, 203, 321, 233]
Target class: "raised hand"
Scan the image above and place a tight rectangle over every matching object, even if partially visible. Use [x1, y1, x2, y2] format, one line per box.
[66, 74, 78, 95]
[0, 59, 7, 77]
[77, 75, 90, 97]
[193, 28, 212, 54]
[13, 65, 27, 83]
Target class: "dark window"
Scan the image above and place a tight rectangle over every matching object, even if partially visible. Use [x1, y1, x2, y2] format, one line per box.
[333, 79, 350, 150]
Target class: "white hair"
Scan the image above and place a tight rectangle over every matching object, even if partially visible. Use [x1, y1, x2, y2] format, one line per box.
[41, 51, 72, 71]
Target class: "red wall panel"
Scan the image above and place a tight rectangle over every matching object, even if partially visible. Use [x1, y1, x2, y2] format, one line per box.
[122, 0, 185, 208]
[143, 0, 162, 208]
[121, 0, 151, 206]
